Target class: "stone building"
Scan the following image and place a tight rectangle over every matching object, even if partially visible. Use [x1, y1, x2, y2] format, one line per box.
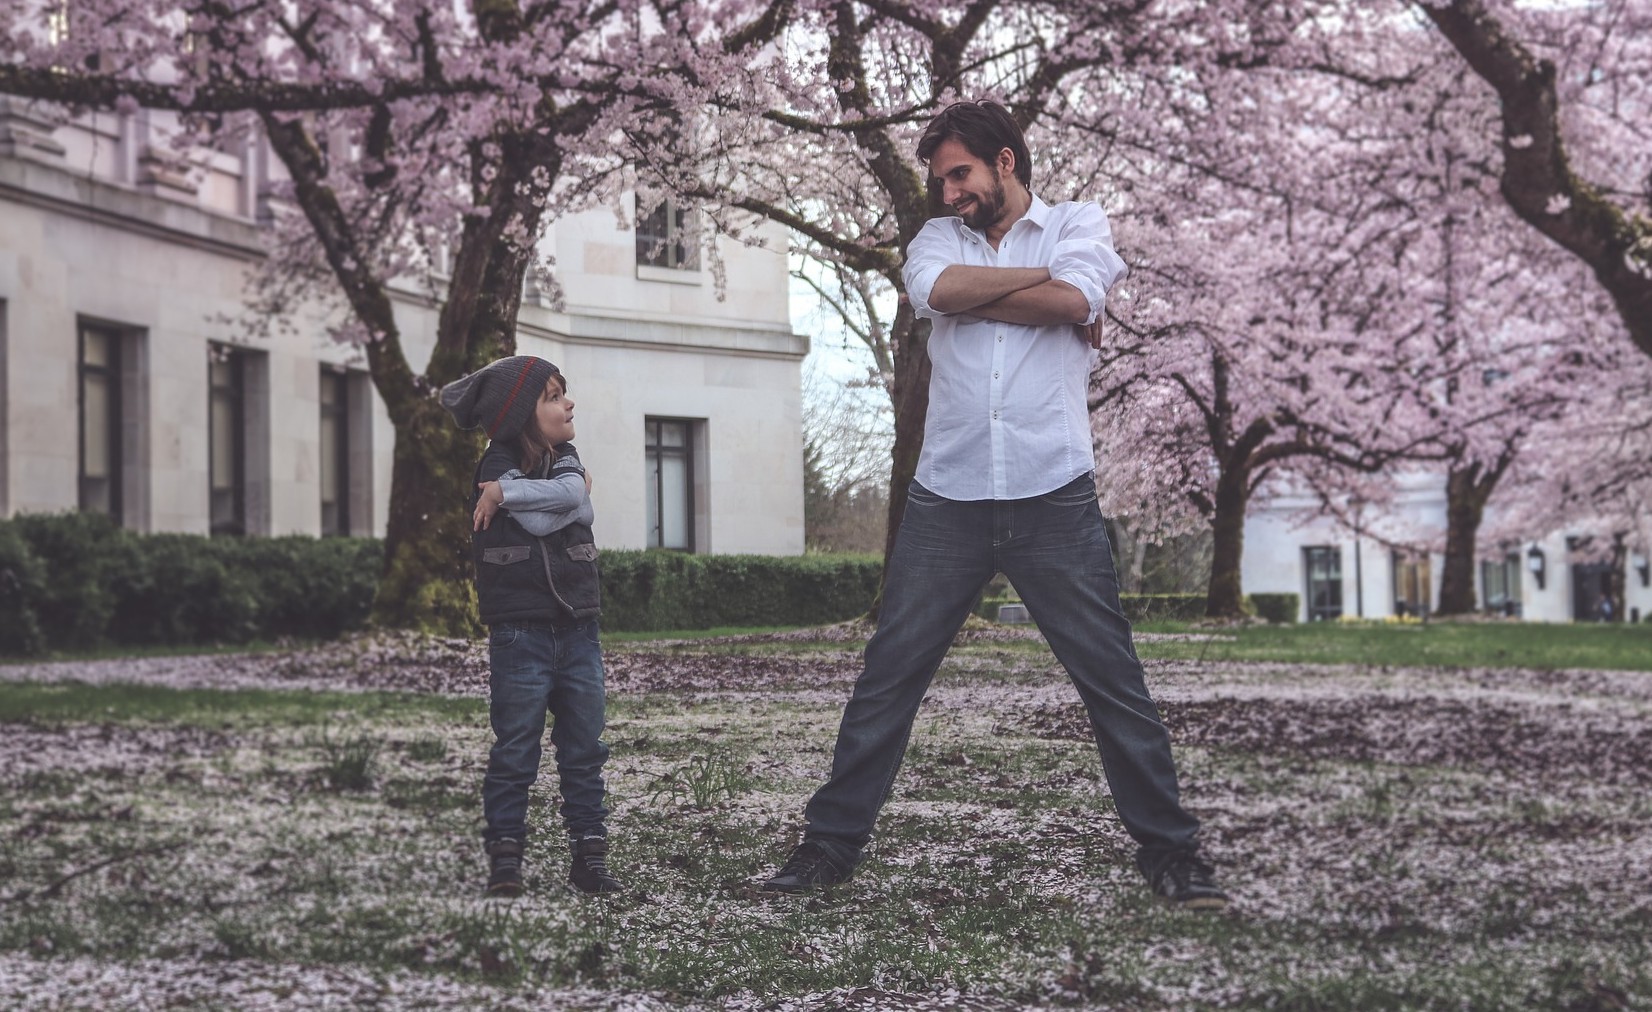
[1243, 475, 1652, 624]
[0, 99, 807, 554]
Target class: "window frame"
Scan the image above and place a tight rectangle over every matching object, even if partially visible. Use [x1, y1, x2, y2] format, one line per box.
[644, 416, 696, 551]
[318, 368, 351, 536]
[1391, 549, 1432, 618]
[78, 323, 124, 522]
[208, 344, 248, 536]
[1303, 545, 1344, 622]
[634, 195, 701, 273]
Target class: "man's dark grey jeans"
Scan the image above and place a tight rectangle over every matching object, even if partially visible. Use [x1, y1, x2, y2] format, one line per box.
[802, 475, 1201, 866]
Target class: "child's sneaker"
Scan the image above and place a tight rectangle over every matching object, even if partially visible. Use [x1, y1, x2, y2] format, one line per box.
[568, 835, 624, 895]
[485, 838, 524, 898]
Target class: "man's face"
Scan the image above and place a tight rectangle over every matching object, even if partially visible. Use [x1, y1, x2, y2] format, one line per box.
[931, 136, 1008, 232]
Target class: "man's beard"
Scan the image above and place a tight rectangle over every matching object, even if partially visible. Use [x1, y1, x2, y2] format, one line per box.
[959, 170, 1007, 231]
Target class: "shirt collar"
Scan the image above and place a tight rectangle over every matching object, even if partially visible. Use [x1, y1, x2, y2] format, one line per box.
[956, 193, 1053, 244]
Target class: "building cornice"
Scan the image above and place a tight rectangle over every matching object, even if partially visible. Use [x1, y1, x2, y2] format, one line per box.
[521, 310, 809, 361]
[0, 155, 265, 260]
[3, 155, 809, 360]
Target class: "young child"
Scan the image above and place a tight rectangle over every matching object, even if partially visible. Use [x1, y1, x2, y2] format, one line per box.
[439, 355, 622, 897]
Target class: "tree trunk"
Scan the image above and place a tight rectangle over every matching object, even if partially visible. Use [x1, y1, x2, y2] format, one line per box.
[1436, 463, 1494, 615]
[361, 137, 551, 636]
[872, 305, 931, 620]
[372, 400, 488, 633]
[1204, 464, 1251, 618]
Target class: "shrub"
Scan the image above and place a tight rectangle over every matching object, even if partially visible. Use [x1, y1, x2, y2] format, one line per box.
[108, 534, 262, 646]
[977, 595, 1017, 621]
[598, 550, 880, 631]
[228, 536, 381, 640]
[0, 521, 47, 656]
[1119, 593, 1208, 622]
[7, 511, 135, 650]
[1, 513, 381, 653]
[1249, 592, 1301, 624]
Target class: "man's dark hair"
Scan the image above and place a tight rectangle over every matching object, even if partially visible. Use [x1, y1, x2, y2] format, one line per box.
[916, 100, 1032, 189]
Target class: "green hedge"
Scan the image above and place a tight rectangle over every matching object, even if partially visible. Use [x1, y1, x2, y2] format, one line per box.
[0, 512, 1306, 655]
[0, 520, 47, 655]
[599, 550, 881, 631]
[0, 513, 381, 655]
[1119, 593, 1210, 622]
[0, 516, 882, 653]
[980, 592, 1300, 624]
[1248, 593, 1300, 624]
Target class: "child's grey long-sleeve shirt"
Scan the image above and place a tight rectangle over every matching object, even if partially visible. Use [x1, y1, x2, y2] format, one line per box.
[498, 453, 593, 537]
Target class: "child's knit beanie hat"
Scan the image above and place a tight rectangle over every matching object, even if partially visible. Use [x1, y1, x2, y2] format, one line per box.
[439, 356, 562, 439]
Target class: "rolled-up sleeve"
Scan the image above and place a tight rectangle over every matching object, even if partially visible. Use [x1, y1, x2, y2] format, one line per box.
[1048, 201, 1128, 325]
[902, 219, 962, 320]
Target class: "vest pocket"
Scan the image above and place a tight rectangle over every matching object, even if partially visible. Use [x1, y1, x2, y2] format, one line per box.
[481, 546, 531, 565]
[565, 543, 598, 563]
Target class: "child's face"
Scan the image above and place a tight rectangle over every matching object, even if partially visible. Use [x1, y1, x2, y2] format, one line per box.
[534, 376, 575, 445]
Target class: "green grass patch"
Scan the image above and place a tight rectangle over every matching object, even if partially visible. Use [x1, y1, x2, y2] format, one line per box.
[0, 638, 314, 667]
[1131, 620, 1652, 671]
[0, 681, 480, 726]
[1, 632, 1647, 1008]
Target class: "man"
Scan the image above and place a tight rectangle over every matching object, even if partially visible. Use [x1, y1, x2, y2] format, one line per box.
[762, 100, 1226, 910]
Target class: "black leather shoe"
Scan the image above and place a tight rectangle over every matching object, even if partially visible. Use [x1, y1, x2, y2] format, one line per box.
[1143, 850, 1228, 911]
[761, 840, 853, 894]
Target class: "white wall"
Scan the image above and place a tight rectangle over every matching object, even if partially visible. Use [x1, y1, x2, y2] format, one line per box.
[1, 112, 807, 555]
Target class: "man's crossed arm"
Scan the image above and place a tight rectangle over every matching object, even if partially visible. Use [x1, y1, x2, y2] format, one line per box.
[928, 265, 1104, 348]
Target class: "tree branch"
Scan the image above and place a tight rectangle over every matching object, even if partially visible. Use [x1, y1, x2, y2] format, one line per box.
[1420, 0, 1652, 358]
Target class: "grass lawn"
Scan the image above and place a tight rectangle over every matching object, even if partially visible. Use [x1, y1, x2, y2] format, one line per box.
[0, 625, 1647, 1009]
[1129, 619, 1652, 672]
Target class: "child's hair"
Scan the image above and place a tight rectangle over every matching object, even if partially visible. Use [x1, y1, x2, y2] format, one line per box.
[515, 372, 567, 475]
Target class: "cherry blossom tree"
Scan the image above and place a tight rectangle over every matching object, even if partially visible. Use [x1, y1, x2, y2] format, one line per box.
[1080, 9, 1483, 619]
[660, 0, 1333, 591]
[1106, 0, 1646, 619]
[1417, 0, 1652, 359]
[0, 0, 784, 633]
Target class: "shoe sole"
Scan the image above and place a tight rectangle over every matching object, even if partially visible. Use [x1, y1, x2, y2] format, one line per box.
[485, 884, 523, 899]
[1164, 895, 1228, 912]
[566, 881, 625, 896]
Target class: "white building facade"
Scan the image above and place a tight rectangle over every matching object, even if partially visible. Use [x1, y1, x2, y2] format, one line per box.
[0, 99, 807, 554]
[1243, 476, 1652, 624]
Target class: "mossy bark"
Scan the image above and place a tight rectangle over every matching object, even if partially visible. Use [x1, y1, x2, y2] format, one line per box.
[370, 399, 487, 636]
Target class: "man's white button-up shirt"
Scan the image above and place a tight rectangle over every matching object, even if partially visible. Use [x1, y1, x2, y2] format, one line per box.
[902, 196, 1128, 501]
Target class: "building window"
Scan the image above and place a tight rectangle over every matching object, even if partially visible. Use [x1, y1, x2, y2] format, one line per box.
[319, 370, 350, 536]
[635, 196, 700, 271]
[1481, 551, 1522, 616]
[1392, 550, 1432, 618]
[1304, 546, 1343, 622]
[209, 345, 247, 535]
[645, 417, 696, 550]
[79, 324, 124, 521]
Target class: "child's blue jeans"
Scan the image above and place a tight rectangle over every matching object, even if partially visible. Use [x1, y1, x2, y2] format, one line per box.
[483, 620, 610, 843]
